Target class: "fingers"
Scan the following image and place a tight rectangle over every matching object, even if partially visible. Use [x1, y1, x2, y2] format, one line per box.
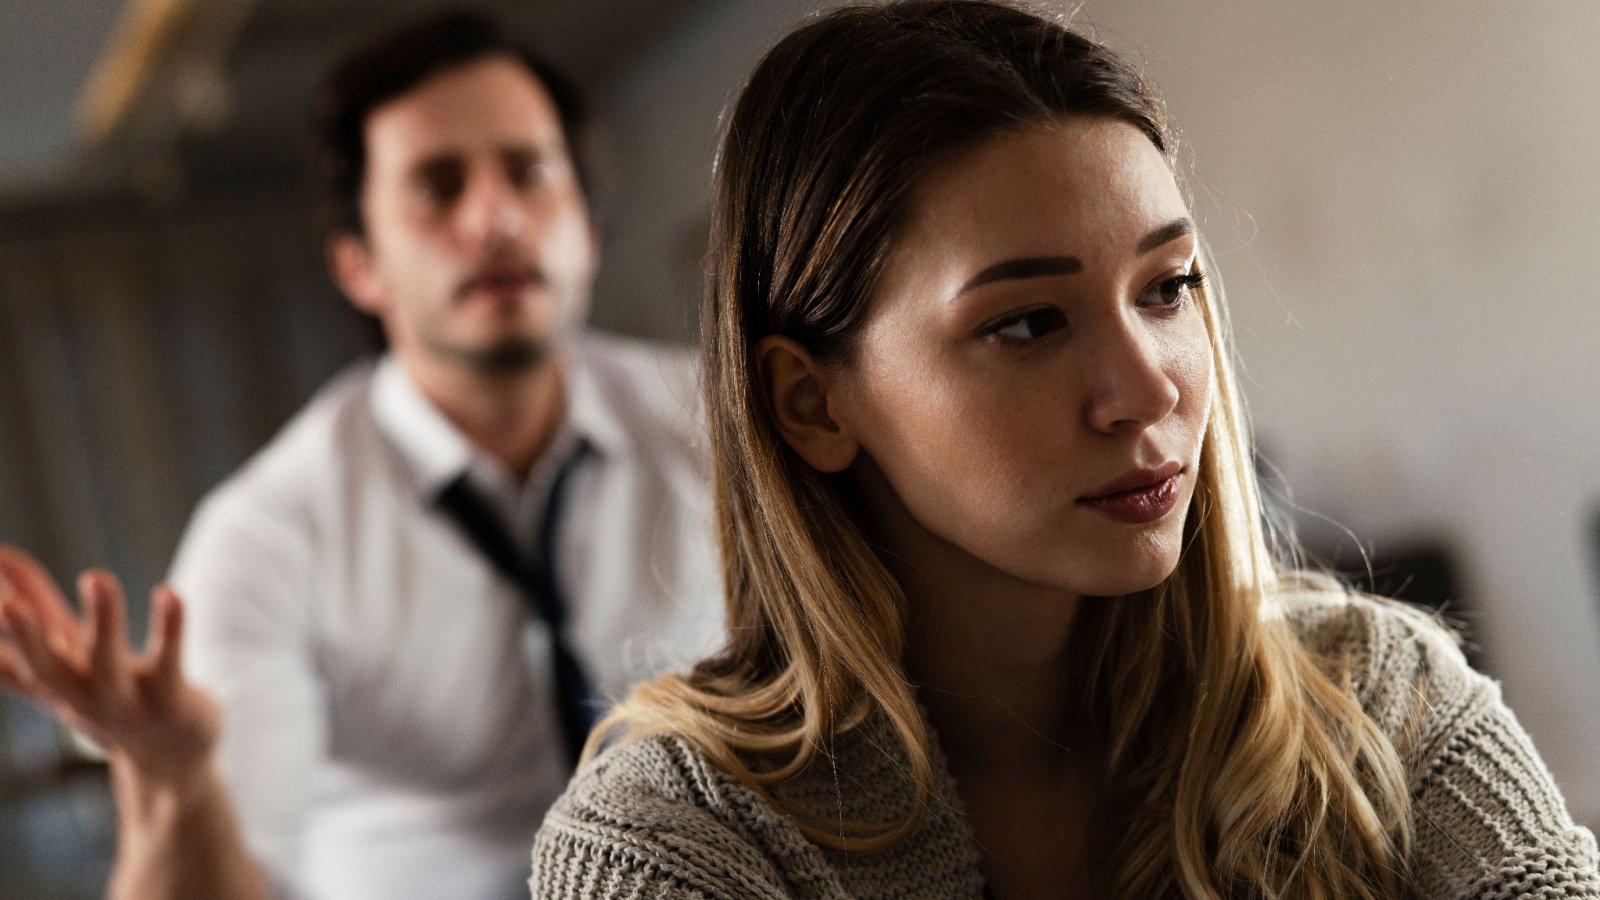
[143, 585, 188, 697]
[0, 595, 92, 712]
[0, 638, 37, 695]
[0, 573, 12, 639]
[0, 545, 78, 633]
[82, 570, 135, 705]
[82, 570, 129, 674]
[0, 636, 98, 742]
[0, 586, 44, 700]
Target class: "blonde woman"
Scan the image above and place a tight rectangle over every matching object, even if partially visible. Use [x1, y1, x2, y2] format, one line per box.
[532, 2, 1600, 897]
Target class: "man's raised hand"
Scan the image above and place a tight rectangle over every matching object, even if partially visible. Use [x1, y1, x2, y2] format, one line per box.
[0, 546, 218, 789]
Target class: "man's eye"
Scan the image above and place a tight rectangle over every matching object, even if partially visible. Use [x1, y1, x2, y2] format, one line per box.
[417, 168, 464, 206]
[982, 307, 1067, 342]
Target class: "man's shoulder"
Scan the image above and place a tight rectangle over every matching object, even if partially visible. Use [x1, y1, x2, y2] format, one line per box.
[168, 360, 389, 614]
[571, 330, 704, 458]
[575, 329, 696, 373]
[574, 329, 696, 402]
[193, 360, 385, 526]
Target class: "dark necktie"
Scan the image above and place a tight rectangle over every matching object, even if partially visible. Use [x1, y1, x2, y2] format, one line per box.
[435, 446, 597, 767]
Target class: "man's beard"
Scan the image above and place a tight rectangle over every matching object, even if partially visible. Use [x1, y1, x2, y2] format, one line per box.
[432, 335, 551, 376]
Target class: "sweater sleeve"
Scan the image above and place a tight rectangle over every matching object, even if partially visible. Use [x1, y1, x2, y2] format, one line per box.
[1356, 600, 1600, 898]
[529, 737, 800, 900]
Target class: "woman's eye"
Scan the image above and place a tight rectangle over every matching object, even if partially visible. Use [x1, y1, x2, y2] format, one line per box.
[982, 307, 1068, 342]
[1141, 271, 1206, 309]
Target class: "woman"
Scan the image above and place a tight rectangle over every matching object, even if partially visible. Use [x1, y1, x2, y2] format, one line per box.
[531, 2, 1600, 897]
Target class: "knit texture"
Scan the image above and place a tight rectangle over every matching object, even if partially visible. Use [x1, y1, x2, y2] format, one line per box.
[531, 592, 1600, 898]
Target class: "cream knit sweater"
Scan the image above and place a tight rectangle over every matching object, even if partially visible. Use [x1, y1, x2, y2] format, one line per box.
[531, 593, 1600, 898]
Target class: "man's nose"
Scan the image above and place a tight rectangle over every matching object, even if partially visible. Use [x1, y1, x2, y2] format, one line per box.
[1083, 321, 1182, 435]
[457, 171, 526, 248]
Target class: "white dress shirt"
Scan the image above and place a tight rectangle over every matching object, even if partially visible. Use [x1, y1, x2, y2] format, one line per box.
[169, 332, 724, 900]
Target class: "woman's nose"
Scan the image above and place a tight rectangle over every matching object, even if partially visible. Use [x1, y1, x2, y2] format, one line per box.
[1083, 323, 1182, 435]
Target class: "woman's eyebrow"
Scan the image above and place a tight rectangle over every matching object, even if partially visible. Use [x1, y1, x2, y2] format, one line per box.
[1138, 217, 1195, 254]
[959, 256, 1084, 294]
[956, 217, 1196, 296]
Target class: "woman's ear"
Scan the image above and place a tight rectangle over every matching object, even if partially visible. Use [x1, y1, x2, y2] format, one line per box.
[755, 336, 859, 473]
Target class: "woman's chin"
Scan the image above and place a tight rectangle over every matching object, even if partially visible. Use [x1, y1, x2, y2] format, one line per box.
[1074, 552, 1183, 598]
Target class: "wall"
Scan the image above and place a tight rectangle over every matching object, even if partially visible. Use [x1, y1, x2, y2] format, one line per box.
[590, 0, 1600, 824]
[1077, 0, 1600, 822]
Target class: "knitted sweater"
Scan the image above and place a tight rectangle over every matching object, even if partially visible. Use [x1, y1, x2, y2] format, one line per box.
[531, 592, 1600, 898]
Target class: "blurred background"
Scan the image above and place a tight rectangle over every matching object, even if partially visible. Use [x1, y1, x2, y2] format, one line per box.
[1, 0, 1596, 894]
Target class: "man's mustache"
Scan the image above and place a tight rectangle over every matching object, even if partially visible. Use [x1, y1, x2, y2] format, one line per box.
[453, 261, 545, 300]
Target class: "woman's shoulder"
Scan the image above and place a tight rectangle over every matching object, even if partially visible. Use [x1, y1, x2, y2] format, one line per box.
[1274, 586, 1600, 897]
[532, 723, 985, 899]
[1274, 584, 1460, 659]
[530, 732, 818, 899]
[1274, 586, 1477, 724]
[1274, 586, 1525, 791]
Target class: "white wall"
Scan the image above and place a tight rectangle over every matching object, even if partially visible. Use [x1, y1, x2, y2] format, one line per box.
[1075, 0, 1600, 823]
[592, 0, 1600, 824]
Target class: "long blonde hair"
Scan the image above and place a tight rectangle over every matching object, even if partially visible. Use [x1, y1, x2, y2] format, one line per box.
[596, 2, 1416, 896]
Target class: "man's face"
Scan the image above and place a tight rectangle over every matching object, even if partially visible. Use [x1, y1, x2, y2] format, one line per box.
[335, 54, 595, 374]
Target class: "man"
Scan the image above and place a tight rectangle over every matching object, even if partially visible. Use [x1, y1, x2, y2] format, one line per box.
[0, 10, 720, 899]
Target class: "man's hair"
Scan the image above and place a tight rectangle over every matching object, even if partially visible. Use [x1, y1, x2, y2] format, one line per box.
[310, 8, 588, 237]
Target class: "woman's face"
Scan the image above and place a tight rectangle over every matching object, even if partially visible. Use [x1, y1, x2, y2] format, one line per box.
[834, 119, 1214, 600]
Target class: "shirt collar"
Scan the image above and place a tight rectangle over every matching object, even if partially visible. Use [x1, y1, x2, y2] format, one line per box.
[370, 347, 618, 506]
[371, 355, 482, 502]
[561, 337, 631, 460]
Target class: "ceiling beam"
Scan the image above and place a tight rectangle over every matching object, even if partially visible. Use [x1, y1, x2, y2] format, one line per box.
[76, 0, 257, 144]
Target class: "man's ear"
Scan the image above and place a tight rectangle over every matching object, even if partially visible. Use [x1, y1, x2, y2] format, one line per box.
[755, 335, 859, 473]
[326, 232, 386, 316]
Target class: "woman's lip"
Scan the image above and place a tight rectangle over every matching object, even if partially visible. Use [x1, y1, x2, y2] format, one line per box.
[1078, 474, 1181, 525]
[1081, 461, 1183, 500]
